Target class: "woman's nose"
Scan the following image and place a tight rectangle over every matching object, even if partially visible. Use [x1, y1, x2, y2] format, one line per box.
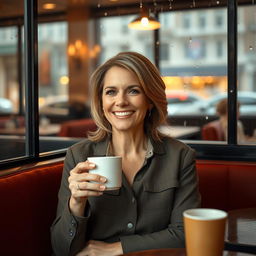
[115, 92, 128, 106]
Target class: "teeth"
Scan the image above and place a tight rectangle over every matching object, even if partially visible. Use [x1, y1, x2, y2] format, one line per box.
[114, 111, 132, 116]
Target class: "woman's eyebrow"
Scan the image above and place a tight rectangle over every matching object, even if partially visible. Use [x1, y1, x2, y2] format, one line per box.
[104, 85, 141, 90]
[127, 85, 141, 89]
[103, 86, 116, 90]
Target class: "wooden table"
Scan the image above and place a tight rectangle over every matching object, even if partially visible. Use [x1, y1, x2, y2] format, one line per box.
[0, 124, 60, 136]
[225, 208, 256, 254]
[122, 248, 254, 256]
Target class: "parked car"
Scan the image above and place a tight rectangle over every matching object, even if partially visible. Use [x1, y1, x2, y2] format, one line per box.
[39, 95, 91, 120]
[199, 91, 256, 116]
[0, 97, 13, 114]
[39, 95, 69, 116]
[166, 90, 205, 116]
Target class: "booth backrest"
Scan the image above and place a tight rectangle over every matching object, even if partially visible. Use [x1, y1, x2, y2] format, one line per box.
[0, 159, 256, 255]
[0, 161, 63, 256]
[58, 118, 97, 138]
[197, 160, 256, 211]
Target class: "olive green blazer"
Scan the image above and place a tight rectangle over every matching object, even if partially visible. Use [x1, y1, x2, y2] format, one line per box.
[51, 136, 201, 256]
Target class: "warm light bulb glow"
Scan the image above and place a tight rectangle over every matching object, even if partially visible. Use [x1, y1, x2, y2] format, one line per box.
[59, 76, 69, 85]
[141, 17, 149, 26]
[128, 16, 161, 30]
[68, 44, 76, 56]
[43, 3, 56, 10]
[75, 40, 82, 49]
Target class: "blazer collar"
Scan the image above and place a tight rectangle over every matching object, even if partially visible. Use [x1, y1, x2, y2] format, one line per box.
[93, 135, 166, 156]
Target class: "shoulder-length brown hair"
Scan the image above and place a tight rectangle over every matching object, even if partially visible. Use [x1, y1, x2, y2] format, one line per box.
[88, 51, 168, 142]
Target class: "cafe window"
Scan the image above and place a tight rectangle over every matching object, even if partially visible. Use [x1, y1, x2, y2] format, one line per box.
[159, 8, 228, 143]
[98, 15, 154, 64]
[237, 5, 256, 145]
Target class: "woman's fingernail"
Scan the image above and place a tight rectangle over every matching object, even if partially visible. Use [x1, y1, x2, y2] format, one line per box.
[100, 177, 107, 182]
[100, 185, 106, 190]
[89, 163, 95, 168]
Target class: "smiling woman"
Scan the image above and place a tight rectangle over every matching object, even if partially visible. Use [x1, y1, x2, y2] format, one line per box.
[51, 52, 201, 256]
[102, 66, 151, 135]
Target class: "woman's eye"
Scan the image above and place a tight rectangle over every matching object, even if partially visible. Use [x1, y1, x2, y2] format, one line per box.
[129, 89, 140, 95]
[105, 90, 116, 95]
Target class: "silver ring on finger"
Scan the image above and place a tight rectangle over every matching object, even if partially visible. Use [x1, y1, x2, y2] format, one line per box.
[76, 182, 80, 191]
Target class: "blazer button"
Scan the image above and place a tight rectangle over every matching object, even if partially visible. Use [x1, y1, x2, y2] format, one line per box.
[71, 219, 76, 227]
[127, 222, 133, 229]
[69, 228, 74, 237]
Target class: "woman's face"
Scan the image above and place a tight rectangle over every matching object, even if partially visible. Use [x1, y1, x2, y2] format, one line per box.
[102, 66, 151, 134]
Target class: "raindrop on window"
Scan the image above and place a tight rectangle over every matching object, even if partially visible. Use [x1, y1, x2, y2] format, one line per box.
[216, 0, 220, 5]
[156, 41, 160, 45]
[249, 45, 253, 51]
[230, 90, 234, 93]
[104, 12, 108, 16]
[189, 37, 192, 43]
[205, 116, 209, 120]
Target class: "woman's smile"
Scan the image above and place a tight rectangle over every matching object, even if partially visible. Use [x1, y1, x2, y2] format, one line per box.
[113, 111, 134, 118]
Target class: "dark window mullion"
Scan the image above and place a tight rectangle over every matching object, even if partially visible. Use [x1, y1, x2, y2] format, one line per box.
[227, 0, 238, 145]
[154, 13, 160, 69]
[24, 0, 39, 156]
[17, 25, 24, 115]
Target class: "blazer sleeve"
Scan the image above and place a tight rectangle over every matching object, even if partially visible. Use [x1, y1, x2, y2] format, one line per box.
[120, 147, 201, 253]
[51, 147, 91, 256]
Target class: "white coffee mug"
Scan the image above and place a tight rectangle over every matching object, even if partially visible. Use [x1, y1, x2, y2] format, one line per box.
[87, 156, 122, 190]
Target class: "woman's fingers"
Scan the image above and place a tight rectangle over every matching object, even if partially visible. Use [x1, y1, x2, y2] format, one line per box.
[72, 161, 95, 174]
[68, 161, 107, 198]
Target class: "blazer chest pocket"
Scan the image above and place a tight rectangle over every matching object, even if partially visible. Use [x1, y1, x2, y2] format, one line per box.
[142, 180, 179, 211]
[143, 179, 179, 192]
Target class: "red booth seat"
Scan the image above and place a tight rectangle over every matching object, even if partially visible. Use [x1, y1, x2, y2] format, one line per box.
[0, 159, 255, 255]
[197, 160, 256, 210]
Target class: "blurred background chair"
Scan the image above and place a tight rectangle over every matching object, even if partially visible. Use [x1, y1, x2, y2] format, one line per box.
[58, 118, 97, 138]
[201, 120, 225, 141]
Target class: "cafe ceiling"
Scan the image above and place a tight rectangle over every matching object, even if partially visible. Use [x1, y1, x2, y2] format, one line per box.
[0, 0, 254, 21]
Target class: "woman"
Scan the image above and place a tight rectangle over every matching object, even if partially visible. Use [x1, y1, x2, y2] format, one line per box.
[51, 52, 201, 256]
[216, 98, 246, 142]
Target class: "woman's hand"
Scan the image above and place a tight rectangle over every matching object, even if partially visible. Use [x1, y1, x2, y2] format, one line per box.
[76, 240, 123, 256]
[68, 161, 107, 216]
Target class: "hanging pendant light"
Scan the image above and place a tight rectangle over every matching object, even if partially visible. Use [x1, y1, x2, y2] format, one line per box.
[128, 3, 161, 31]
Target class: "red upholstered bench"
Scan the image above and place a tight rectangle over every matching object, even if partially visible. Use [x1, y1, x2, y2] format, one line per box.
[0, 160, 64, 256]
[0, 158, 256, 255]
[196, 160, 256, 211]
[58, 118, 97, 138]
